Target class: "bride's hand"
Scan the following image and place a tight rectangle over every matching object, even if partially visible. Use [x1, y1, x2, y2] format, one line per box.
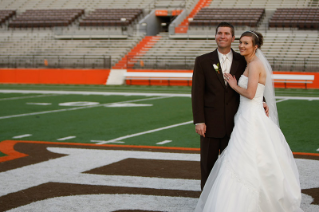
[224, 73, 237, 88]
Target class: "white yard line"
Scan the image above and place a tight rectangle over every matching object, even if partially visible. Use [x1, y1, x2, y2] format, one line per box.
[276, 98, 289, 103]
[26, 103, 52, 106]
[0, 90, 318, 100]
[0, 94, 60, 101]
[0, 96, 171, 120]
[12, 134, 32, 139]
[96, 121, 193, 145]
[57, 136, 76, 141]
[157, 140, 172, 145]
[0, 89, 190, 97]
[0, 105, 99, 120]
[276, 96, 319, 101]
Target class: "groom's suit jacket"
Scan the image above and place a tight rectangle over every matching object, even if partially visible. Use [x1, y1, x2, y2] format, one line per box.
[192, 49, 247, 138]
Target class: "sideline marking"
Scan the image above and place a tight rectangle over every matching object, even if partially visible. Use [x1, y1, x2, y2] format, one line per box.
[276, 98, 288, 103]
[0, 96, 170, 120]
[104, 103, 153, 107]
[12, 134, 32, 139]
[0, 94, 60, 101]
[1, 90, 318, 100]
[0, 89, 191, 97]
[96, 121, 193, 144]
[157, 140, 172, 145]
[57, 136, 76, 141]
[0, 140, 318, 163]
[26, 103, 52, 106]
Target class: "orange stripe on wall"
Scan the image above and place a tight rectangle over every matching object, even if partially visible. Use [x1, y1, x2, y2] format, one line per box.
[0, 69, 111, 85]
[126, 69, 193, 73]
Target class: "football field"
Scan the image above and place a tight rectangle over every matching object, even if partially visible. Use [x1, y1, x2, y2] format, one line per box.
[0, 84, 318, 153]
[0, 84, 319, 211]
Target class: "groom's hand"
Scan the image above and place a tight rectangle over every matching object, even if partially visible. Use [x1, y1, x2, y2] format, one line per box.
[263, 102, 269, 117]
[195, 123, 206, 137]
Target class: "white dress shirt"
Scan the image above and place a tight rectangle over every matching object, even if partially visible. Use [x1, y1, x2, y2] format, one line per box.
[217, 50, 233, 84]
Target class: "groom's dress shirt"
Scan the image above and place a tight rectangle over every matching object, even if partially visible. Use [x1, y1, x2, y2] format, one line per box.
[217, 50, 233, 84]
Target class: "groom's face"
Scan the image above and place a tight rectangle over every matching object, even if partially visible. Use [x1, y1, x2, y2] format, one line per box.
[215, 27, 235, 49]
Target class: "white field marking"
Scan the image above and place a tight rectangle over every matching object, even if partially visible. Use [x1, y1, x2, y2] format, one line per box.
[276, 96, 319, 101]
[0, 96, 170, 120]
[8, 195, 198, 212]
[104, 103, 153, 107]
[0, 89, 191, 97]
[1, 89, 319, 100]
[0, 94, 60, 101]
[97, 121, 193, 144]
[317, 148, 319, 152]
[12, 134, 32, 139]
[276, 98, 289, 103]
[59, 102, 99, 107]
[26, 102, 52, 106]
[157, 140, 172, 145]
[90, 140, 125, 144]
[57, 136, 76, 141]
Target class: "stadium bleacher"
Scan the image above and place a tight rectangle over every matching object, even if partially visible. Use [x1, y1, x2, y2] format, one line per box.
[129, 32, 319, 72]
[269, 8, 319, 29]
[189, 8, 265, 27]
[79, 9, 143, 27]
[207, 0, 312, 9]
[8, 9, 84, 28]
[0, 32, 142, 68]
[0, 10, 16, 26]
[0, 0, 318, 72]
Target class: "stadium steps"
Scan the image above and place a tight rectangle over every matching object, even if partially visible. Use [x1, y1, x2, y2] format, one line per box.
[175, 0, 212, 34]
[112, 36, 161, 69]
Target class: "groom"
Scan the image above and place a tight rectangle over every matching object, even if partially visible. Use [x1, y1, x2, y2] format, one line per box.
[192, 22, 268, 190]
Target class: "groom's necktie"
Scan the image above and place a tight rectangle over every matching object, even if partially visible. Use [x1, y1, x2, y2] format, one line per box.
[222, 55, 229, 85]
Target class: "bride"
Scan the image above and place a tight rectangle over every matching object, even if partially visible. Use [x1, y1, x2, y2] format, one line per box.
[194, 31, 303, 212]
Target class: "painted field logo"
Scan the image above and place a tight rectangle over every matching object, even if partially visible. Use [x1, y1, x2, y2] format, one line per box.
[0, 140, 318, 211]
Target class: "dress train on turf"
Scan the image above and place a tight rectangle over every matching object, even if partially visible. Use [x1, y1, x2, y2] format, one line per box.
[194, 75, 303, 212]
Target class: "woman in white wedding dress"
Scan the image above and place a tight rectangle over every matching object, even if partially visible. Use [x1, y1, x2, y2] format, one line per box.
[194, 31, 303, 212]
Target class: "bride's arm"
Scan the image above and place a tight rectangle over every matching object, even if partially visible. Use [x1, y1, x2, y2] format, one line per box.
[225, 63, 260, 99]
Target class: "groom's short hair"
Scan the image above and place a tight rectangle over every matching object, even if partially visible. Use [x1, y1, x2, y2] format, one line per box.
[216, 22, 235, 37]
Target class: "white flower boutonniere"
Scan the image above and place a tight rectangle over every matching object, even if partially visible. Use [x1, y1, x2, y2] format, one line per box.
[213, 63, 220, 74]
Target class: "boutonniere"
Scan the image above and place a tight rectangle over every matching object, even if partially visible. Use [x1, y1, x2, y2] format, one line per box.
[213, 63, 220, 74]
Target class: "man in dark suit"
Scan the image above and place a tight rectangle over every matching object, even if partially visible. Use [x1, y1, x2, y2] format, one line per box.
[192, 22, 268, 190]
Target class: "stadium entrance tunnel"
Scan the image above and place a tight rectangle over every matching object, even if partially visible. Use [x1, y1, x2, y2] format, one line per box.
[157, 16, 176, 32]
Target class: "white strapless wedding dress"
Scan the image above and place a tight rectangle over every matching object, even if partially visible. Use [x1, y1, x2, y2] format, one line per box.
[195, 75, 303, 212]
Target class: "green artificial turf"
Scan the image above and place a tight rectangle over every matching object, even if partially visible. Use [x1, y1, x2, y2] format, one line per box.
[0, 151, 6, 157]
[277, 99, 319, 153]
[0, 84, 318, 154]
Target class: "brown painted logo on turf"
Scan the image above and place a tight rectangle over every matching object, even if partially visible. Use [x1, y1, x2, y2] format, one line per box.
[0, 140, 318, 211]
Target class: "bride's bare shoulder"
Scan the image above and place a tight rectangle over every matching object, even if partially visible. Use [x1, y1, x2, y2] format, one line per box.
[249, 58, 265, 72]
